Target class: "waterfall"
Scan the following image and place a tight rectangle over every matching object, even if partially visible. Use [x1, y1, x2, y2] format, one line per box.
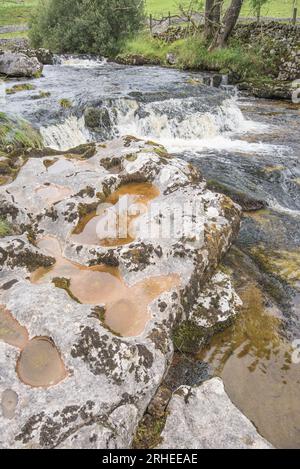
[39, 96, 273, 154]
[40, 116, 91, 151]
[54, 55, 107, 68]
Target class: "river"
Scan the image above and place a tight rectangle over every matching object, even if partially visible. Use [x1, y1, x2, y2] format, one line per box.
[2, 57, 300, 448]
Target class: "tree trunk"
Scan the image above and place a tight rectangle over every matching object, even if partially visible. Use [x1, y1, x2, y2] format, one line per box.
[210, 0, 243, 49]
[212, 0, 222, 25]
[203, 0, 216, 41]
[211, 0, 222, 36]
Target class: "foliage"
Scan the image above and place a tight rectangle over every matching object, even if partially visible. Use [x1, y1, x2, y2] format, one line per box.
[0, 112, 43, 151]
[59, 98, 72, 108]
[120, 33, 277, 79]
[29, 0, 145, 55]
[0, 218, 11, 237]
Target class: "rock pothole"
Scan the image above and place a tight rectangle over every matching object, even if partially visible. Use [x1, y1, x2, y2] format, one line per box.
[30, 236, 180, 337]
[71, 182, 160, 247]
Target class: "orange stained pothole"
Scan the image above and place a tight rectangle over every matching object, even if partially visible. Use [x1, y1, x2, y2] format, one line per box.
[70, 182, 160, 247]
[17, 336, 67, 388]
[35, 184, 72, 205]
[31, 236, 180, 337]
[0, 305, 29, 349]
[0, 305, 67, 388]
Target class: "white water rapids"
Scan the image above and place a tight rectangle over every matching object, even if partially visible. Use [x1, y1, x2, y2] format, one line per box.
[40, 96, 281, 156]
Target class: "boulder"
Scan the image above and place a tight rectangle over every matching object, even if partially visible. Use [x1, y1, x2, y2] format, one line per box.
[0, 137, 241, 448]
[158, 378, 273, 449]
[0, 53, 43, 78]
[166, 53, 177, 65]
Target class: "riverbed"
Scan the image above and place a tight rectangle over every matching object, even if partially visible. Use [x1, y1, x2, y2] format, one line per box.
[2, 57, 300, 448]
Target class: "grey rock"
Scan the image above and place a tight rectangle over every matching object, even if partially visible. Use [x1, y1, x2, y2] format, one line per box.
[166, 53, 177, 65]
[158, 378, 273, 449]
[0, 138, 241, 448]
[0, 53, 43, 77]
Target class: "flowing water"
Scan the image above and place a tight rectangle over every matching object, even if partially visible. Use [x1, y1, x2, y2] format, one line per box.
[2, 58, 300, 446]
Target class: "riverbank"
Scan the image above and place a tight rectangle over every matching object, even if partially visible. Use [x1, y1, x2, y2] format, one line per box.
[117, 22, 300, 101]
[0, 52, 300, 447]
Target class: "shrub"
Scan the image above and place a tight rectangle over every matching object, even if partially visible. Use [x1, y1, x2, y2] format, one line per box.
[29, 0, 145, 55]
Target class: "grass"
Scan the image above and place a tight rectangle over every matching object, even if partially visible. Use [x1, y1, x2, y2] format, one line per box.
[0, 112, 43, 150]
[0, 0, 38, 27]
[0, 0, 297, 30]
[121, 33, 277, 80]
[6, 83, 36, 95]
[0, 217, 11, 237]
[147, 0, 298, 18]
[0, 30, 28, 39]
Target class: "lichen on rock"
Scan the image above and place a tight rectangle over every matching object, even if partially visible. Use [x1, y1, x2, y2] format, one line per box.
[0, 136, 242, 448]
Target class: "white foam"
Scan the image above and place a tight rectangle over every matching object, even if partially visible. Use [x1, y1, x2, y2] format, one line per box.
[59, 57, 107, 68]
[40, 115, 90, 151]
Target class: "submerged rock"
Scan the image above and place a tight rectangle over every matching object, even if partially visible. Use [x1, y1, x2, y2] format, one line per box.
[0, 137, 241, 448]
[158, 378, 273, 449]
[0, 53, 43, 78]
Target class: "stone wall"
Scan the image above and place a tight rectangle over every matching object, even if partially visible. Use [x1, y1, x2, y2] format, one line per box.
[233, 22, 300, 81]
[154, 22, 300, 82]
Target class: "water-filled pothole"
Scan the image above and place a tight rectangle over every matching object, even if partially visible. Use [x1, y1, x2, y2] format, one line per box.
[31, 236, 179, 336]
[17, 336, 67, 388]
[35, 184, 72, 205]
[0, 305, 66, 389]
[0, 305, 29, 349]
[71, 182, 160, 247]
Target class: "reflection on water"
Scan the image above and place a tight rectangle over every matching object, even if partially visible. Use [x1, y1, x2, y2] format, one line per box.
[71, 182, 160, 247]
[31, 236, 179, 337]
[197, 281, 300, 448]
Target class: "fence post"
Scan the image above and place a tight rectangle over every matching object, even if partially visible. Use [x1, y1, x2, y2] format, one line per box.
[168, 11, 171, 26]
[292, 8, 297, 25]
[150, 14, 153, 34]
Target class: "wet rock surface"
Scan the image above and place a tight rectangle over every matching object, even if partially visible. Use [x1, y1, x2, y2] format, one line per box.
[0, 137, 240, 448]
[158, 378, 273, 449]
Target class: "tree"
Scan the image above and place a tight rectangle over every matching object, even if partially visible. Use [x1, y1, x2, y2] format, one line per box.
[29, 0, 145, 55]
[203, 0, 222, 41]
[202, 0, 244, 49]
[211, 0, 244, 48]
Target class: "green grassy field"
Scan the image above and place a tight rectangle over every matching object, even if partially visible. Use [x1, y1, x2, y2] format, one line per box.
[0, 0, 37, 27]
[0, 0, 298, 31]
[147, 0, 298, 18]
